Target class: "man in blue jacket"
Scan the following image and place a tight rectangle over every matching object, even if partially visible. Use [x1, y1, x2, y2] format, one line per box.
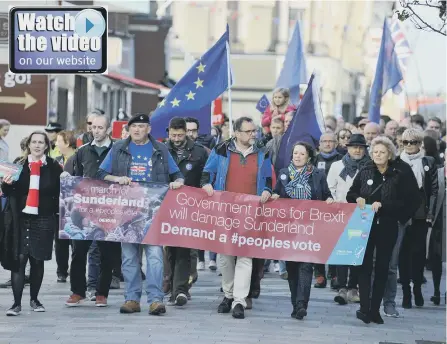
[97, 113, 184, 316]
[200, 116, 272, 319]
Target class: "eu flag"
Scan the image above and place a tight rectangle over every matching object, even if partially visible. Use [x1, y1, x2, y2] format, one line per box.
[368, 19, 403, 124]
[275, 73, 324, 173]
[256, 94, 270, 114]
[150, 27, 232, 138]
[276, 21, 308, 105]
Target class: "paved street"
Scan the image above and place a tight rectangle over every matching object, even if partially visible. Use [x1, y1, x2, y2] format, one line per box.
[0, 257, 445, 344]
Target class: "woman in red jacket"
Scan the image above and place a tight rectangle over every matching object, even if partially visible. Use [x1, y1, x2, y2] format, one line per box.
[262, 88, 296, 133]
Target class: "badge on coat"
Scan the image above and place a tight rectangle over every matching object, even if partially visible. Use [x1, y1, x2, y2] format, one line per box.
[280, 174, 287, 180]
[440, 153, 445, 159]
[367, 179, 373, 186]
[317, 161, 326, 170]
[424, 165, 429, 172]
[186, 163, 193, 171]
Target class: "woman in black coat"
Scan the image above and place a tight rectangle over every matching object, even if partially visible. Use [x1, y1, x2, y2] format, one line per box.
[347, 136, 421, 325]
[272, 141, 334, 320]
[1, 131, 62, 316]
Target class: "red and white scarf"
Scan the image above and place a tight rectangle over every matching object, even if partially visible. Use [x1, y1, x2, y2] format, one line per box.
[23, 155, 46, 215]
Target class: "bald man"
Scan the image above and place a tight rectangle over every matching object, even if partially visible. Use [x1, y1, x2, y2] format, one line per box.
[364, 122, 380, 145]
[384, 120, 399, 139]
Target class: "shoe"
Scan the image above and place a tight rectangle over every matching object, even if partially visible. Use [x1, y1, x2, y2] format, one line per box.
[65, 294, 85, 307]
[95, 296, 107, 307]
[197, 261, 205, 271]
[383, 303, 399, 318]
[431, 291, 441, 306]
[232, 304, 245, 319]
[291, 304, 297, 318]
[30, 300, 45, 312]
[175, 293, 187, 306]
[245, 298, 252, 310]
[347, 289, 360, 303]
[209, 260, 217, 271]
[330, 277, 339, 290]
[0, 279, 12, 288]
[149, 301, 166, 315]
[57, 274, 67, 283]
[274, 263, 280, 272]
[280, 272, 288, 280]
[217, 297, 233, 313]
[6, 304, 21, 316]
[120, 301, 141, 314]
[166, 297, 176, 306]
[295, 303, 307, 320]
[413, 286, 424, 307]
[314, 276, 327, 288]
[186, 291, 192, 300]
[86, 290, 96, 301]
[370, 312, 384, 324]
[356, 310, 370, 324]
[334, 288, 348, 305]
[24, 275, 30, 286]
[402, 286, 412, 309]
[110, 276, 120, 290]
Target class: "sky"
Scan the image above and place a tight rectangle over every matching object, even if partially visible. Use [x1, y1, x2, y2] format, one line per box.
[400, 5, 446, 96]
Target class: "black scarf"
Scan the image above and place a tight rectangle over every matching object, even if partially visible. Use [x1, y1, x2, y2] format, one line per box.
[339, 154, 369, 181]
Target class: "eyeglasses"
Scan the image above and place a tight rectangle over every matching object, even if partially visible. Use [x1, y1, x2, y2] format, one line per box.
[339, 136, 351, 140]
[402, 140, 420, 146]
[239, 130, 257, 135]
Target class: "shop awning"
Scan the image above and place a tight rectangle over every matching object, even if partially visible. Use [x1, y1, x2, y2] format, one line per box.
[102, 72, 171, 96]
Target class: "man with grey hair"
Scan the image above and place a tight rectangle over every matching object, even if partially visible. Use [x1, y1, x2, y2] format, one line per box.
[364, 122, 381, 146]
[384, 120, 399, 139]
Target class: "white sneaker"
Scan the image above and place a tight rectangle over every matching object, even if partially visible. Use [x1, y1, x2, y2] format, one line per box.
[197, 261, 205, 271]
[274, 263, 280, 273]
[209, 260, 217, 271]
[86, 290, 96, 301]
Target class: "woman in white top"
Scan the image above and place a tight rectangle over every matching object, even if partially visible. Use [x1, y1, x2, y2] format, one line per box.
[327, 134, 370, 305]
[0, 119, 11, 162]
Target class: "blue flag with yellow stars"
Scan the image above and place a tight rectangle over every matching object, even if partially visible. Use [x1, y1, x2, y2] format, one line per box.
[150, 27, 232, 139]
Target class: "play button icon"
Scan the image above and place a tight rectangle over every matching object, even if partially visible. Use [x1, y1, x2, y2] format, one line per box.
[74, 9, 106, 38]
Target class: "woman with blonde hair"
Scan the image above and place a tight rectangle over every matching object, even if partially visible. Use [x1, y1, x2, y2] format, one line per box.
[347, 136, 420, 324]
[261, 88, 295, 133]
[398, 128, 438, 309]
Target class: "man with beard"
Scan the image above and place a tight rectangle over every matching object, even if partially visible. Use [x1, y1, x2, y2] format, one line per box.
[164, 117, 209, 306]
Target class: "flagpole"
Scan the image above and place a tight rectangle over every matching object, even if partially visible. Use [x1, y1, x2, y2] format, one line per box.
[225, 41, 233, 136]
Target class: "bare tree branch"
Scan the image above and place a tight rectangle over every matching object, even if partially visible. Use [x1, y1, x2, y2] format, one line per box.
[406, 3, 447, 35]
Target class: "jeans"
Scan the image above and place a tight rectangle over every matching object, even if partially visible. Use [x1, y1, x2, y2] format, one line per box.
[209, 252, 217, 261]
[87, 241, 101, 290]
[383, 222, 407, 307]
[70, 240, 121, 298]
[166, 247, 191, 297]
[286, 261, 313, 307]
[121, 243, 164, 304]
[220, 255, 252, 308]
[399, 219, 429, 287]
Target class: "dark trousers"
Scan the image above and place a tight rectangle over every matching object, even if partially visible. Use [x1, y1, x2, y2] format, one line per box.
[248, 258, 264, 298]
[112, 245, 122, 278]
[399, 219, 429, 287]
[357, 222, 397, 313]
[54, 216, 70, 278]
[336, 265, 359, 289]
[166, 246, 191, 297]
[286, 261, 313, 307]
[198, 250, 205, 262]
[314, 264, 336, 278]
[70, 240, 121, 298]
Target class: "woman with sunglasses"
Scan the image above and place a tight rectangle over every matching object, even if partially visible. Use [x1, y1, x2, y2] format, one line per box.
[336, 129, 352, 155]
[398, 128, 438, 309]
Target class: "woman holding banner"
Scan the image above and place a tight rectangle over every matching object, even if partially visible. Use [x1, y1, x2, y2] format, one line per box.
[347, 136, 420, 325]
[271, 141, 334, 320]
[0, 131, 62, 316]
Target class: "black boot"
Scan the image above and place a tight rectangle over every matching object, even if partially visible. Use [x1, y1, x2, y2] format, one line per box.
[370, 311, 384, 324]
[413, 285, 424, 307]
[291, 303, 297, 318]
[356, 309, 370, 324]
[402, 286, 412, 309]
[431, 290, 441, 306]
[295, 302, 307, 320]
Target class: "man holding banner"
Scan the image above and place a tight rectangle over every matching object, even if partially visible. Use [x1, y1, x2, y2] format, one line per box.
[97, 113, 184, 316]
[200, 116, 272, 319]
